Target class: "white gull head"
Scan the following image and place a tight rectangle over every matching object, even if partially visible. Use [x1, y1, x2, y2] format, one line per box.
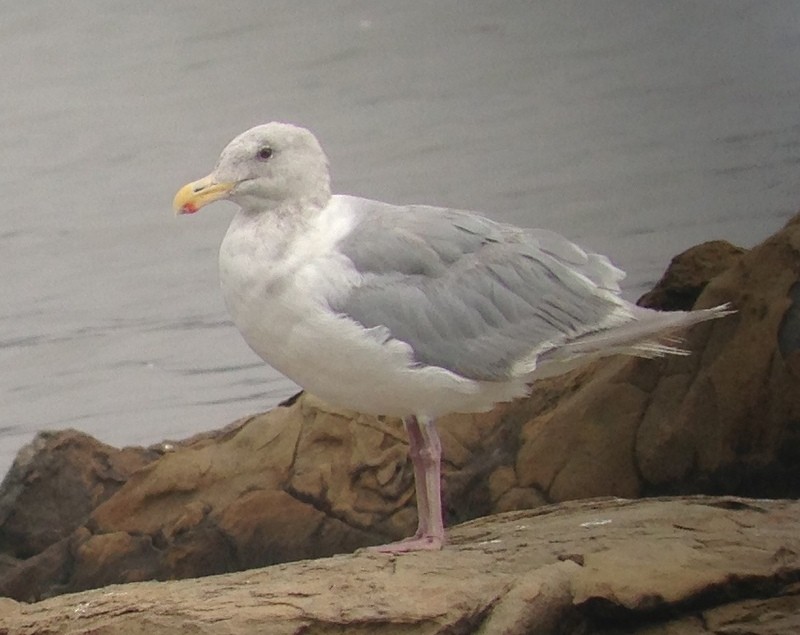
[173, 122, 331, 214]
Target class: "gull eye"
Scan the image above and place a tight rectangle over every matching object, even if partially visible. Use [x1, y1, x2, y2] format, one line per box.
[256, 146, 273, 161]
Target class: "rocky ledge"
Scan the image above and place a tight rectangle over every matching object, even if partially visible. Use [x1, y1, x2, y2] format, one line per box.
[1, 496, 799, 634]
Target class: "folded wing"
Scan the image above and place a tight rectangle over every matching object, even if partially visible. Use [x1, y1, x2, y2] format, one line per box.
[330, 197, 631, 381]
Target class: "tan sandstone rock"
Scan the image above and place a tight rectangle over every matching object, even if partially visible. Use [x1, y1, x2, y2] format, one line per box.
[638, 239, 746, 310]
[0, 430, 159, 562]
[0, 497, 798, 635]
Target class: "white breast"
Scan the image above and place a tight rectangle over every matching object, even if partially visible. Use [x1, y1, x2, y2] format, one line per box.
[217, 197, 528, 419]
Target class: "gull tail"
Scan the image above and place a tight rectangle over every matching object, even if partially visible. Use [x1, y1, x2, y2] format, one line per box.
[530, 303, 734, 377]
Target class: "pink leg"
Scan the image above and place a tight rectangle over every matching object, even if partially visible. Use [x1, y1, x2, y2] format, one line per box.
[371, 416, 445, 553]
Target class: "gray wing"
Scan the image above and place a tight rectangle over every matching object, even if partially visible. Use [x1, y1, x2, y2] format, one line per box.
[330, 196, 628, 381]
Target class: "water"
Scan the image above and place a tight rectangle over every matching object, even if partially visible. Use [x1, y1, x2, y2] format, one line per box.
[1, 1, 799, 477]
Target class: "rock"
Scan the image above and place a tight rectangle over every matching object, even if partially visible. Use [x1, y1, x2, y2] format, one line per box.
[637, 239, 746, 310]
[0, 429, 159, 560]
[632, 213, 800, 495]
[0, 497, 798, 634]
[2, 212, 800, 602]
[519, 212, 800, 499]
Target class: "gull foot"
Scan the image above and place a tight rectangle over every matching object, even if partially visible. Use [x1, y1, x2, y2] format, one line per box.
[368, 534, 444, 553]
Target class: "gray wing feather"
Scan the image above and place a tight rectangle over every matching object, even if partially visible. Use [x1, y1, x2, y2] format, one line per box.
[331, 198, 627, 381]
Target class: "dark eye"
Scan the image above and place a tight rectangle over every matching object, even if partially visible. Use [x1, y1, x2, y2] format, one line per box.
[256, 146, 273, 160]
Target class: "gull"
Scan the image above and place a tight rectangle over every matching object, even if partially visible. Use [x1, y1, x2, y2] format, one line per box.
[173, 122, 730, 552]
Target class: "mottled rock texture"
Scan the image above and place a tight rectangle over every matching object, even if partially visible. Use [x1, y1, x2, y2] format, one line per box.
[1, 497, 799, 635]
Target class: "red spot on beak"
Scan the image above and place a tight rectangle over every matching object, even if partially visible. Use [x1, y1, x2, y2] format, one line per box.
[181, 202, 198, 214]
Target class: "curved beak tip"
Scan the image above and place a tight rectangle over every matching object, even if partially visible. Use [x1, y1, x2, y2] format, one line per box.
[172, 181, 201, 215]
[172, 176, 234, 216]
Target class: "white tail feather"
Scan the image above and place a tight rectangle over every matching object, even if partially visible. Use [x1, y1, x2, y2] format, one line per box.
[522, 303, 733, 377]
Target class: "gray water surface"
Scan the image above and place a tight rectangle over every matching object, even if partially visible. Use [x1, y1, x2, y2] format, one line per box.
[2, 1, 799, 477]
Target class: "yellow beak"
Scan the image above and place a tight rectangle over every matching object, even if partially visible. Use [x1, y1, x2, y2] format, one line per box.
[172, 174, 235, 215]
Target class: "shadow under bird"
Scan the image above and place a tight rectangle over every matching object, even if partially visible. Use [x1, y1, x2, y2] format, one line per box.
[172, 122, 732, 552]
